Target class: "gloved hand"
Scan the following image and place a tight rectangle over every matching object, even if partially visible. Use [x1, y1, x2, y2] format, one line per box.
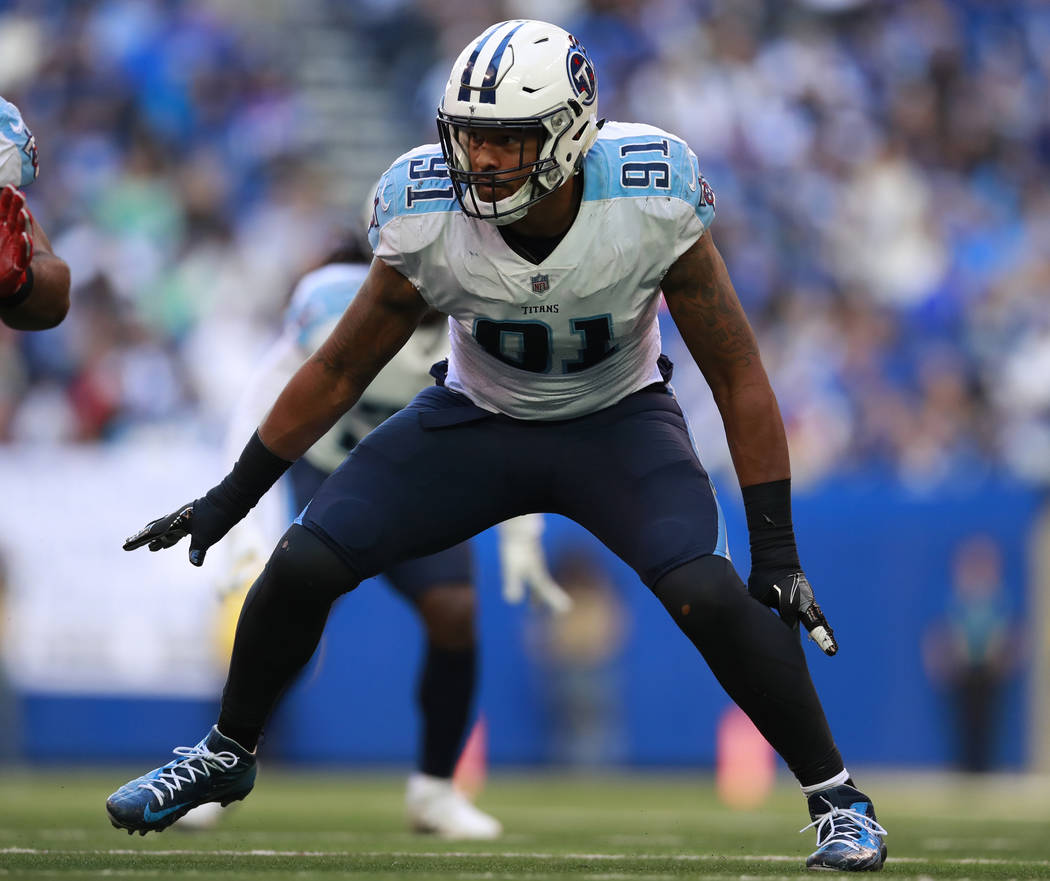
[123, 493, 243, 567]
[742, 479, 838, 657]
[498, 515, 573, 614]
[0, 184, 32, 297]
[124, 430, 292, 567]
[749, 568, 838, 656]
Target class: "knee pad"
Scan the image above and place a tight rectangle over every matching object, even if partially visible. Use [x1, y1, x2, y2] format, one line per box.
[651, 554, 747, 629]
[266, 523, 360, 605]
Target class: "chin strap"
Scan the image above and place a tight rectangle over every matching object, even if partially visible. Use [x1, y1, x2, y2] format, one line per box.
[471, 181, 535, 226]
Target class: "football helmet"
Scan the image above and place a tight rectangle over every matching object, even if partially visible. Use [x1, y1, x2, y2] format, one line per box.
[437, 20, 601, 225]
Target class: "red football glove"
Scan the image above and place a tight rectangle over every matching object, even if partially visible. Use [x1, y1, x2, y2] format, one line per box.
[0, 184, 33, 298]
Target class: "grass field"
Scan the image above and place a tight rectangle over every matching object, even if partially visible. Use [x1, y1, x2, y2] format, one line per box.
[2, 768, 1049, 879]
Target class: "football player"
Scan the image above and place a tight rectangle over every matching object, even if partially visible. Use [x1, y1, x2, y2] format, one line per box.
[0, 97, 69, 330]
[179, 237, 569, 838]
[110, 21, 886, 871]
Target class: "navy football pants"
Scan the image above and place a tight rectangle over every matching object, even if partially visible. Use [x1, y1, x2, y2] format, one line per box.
[299, 384, 728, 587]
[288, 457, 472, 598]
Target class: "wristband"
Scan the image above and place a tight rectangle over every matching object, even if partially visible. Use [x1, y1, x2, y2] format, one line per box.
[208, 430, 293, 517]
[742, 478, 801, 574]
[0, 266, 34, 309]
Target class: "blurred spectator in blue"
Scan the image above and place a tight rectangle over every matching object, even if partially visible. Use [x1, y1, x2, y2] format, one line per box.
[564, 1, 657, 114]
[923, 533, 1022, 772]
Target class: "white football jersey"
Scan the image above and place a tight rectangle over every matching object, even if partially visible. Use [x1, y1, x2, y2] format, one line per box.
[0, 97, 38, 189]
[229, 262, 449, 474]
[369, 121, 716, 420]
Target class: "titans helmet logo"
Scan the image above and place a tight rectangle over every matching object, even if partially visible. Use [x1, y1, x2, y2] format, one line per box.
[566, 43, 596, 106]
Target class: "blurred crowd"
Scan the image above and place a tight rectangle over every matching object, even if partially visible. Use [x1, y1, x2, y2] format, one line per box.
[0, 0, 337, 446]
[0, 0, 1048, 491]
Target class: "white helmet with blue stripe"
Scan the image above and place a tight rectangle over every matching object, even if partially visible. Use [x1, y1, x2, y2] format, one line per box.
[437, 20, 601, 225]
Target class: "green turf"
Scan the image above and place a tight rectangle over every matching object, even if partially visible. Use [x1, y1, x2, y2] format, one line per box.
[2, 768, 1048, 879]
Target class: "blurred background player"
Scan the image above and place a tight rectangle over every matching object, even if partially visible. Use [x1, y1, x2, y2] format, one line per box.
[0, 97, 69, 330]
[179, 221, 571, 838]
[923, 533, 1022, 773]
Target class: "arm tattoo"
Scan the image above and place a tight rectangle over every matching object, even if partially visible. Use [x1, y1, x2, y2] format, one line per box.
[310, 318, 396, 394]
[665, 238, 759, 370]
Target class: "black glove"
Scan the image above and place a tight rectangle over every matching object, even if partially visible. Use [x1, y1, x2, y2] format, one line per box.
[743, 478, 839, 657]
[751, 568, 838, 656]
[123, 430, 292, 567]
[123, 493, 243, 567]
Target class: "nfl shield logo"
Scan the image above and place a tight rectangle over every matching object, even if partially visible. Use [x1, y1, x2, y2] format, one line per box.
[531, 274, 549, 293]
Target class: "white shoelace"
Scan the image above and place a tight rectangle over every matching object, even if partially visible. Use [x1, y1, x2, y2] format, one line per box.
[136, 743, 241, 807]
[800, 800, 888, 853]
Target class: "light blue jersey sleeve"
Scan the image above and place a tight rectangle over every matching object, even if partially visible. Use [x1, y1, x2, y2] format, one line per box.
[584, 121, 716, 235]
[367, 144, 457, 247]
[0, 97, 39, 188]
[283, 263, 371, 351]
[367, 145, 457, 288]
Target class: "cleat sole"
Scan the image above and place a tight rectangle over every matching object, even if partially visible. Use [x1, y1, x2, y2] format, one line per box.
[219, 790, 251, 808]
[806, 852, 886, 872]
[806, 866, 882, 873]
[107, 805, 183, 837]
[107, 787, 254, 837]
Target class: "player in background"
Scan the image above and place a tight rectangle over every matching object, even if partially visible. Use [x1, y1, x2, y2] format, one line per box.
[0, 97, 69, 330]
[178, 232, 570, 838]
[110, 20, 887, 871]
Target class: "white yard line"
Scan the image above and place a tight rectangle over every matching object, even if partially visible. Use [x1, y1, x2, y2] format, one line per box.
[2, 847, 1050, 867]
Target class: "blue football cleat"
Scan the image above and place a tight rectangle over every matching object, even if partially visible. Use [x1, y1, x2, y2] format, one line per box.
[802, 784, 887, 871]
[106, 726, 256, 835]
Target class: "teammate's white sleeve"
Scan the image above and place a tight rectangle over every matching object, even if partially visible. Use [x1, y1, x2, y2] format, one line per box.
[217, 329, 305, 593]
[497, 515, 573, 614]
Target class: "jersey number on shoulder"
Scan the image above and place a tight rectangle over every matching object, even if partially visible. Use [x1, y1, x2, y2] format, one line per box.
[473, 315, 617, 374]
[620, 140, 670, 190]
[406, 157, 454, 208]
